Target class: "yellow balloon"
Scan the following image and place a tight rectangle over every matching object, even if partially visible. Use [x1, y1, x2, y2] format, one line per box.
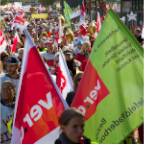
[88, 22, 96, 35]
[58, 14, 65, 26]
[65, 29, 74, 43]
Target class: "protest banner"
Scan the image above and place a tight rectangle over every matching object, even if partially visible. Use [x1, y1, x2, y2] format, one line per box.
[31, 14, 48, 19]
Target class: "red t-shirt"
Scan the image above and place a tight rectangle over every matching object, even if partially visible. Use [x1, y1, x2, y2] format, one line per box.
[80, 57, 89, 71]
[76, 53, 85, 63]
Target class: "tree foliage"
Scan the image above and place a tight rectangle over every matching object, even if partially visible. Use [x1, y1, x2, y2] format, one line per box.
[1, 0, 8, 5]
[38, 0, 56, 6]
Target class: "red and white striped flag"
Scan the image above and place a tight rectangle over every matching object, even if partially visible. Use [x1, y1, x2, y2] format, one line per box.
[79, 0, 86, 25]
[39, 5, 46, 11]
[0, 28, 7, 54]
[96, 12, 101, 34]
[11, 15, 29, 30]
[11, 29, 68, 144]
[54, 18, 64, 47]
[94, 12, 101, 38]
[12, 31, 20, 52]
[17, 10, 25, 17]
[57, 48, 74, 99]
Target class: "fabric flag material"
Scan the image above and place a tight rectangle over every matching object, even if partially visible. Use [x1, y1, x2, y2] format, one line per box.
[120, 16, 126, 23]
[39, 5, 46, 11]
[54, 18, 64, 47]
[11, 15, 29, 30]
[96, 12, 101, 34]
[37, 9, 40, 14]
[17, 10, 25, 17]
[79, 0, 86, 25]
[70, 5, 80, 19]
[71, 8, 143, 144]
[11, 29, 68, 144]
[57, 48, 74, 99]
[64, 1, 72, 28]
[0, 28, 7, 54]
[49, 5, 53, 12]
[12, 31, 20, 52]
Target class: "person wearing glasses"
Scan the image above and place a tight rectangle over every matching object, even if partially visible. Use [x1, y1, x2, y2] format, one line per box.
[66, 72, 83, 106]
[0, 81, 16, 144]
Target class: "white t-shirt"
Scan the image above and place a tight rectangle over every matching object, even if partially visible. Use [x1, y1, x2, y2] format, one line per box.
[40, 52, 55, 68]
[0, 74, 20, 94]
[0, 103, 14, 144]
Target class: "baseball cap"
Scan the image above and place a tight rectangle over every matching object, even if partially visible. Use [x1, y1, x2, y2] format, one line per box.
[63, 49, 73, 55]
[135, 26, 141, 32]
[77, 41, 83, 45]
[6, 56, 19, 65]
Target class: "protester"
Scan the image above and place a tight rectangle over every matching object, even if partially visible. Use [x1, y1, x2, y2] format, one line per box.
[37, 39, 47, 52]
[63, 49, 81, 77]
[17, 48, 24, 72]
[0, 52, 9, 73]
[0, 81, 16, 144]
[15, 42, 23, 53]
[40, 41, 55, 67]
[66, 72, 83, 106]
[76, 42, 91, 63]
[5, 45, 13, 57]
[55, 108, 98, 144]
[134, 27, 144, 44]
[0, 56, 20, 93]
[73, 40, 83, 56]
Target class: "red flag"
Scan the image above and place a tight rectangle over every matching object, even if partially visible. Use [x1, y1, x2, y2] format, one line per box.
[96, 12, 101, 34]
[0, 28, 7, 53]
[39, 5, 46, 11]
[79, 0, 86, 25]
[11, 29, 68, 144]
[54, 18, 64, 47]
[17, 10, 25, 17]
[12, 15, 29, 30]
[12, 31, 20, 52]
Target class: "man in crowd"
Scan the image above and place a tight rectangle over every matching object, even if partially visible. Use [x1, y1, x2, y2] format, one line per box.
[0, 56, 20, 93]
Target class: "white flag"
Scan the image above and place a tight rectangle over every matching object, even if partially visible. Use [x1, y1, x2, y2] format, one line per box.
[57, 48, 74, 99]
[79, 0, 86, 25]
[54, 18, 64, 47]
[0, 28, 7, 54]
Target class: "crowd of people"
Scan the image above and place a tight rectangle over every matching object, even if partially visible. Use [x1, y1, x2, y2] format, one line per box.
[0, 8, 143, 144]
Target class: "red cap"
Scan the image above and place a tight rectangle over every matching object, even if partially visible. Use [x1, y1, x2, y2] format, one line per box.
[46, 41, 54, 45]
[6, 45, 12, 49]
[63, 36, 67, 40]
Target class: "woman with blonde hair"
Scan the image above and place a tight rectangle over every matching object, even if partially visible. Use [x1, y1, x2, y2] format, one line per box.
[76, 42, 91, 63]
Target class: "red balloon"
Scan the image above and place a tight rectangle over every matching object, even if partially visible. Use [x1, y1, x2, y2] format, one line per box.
[80, 25, 86, 36]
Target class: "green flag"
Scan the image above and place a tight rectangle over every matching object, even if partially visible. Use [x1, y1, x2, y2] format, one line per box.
[71, 8, 143, 144]
[63, 1, 72, 28]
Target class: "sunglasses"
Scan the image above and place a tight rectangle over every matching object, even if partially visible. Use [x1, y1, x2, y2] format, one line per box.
[55, 61, 59, 63]
[78, 78, 81, 81]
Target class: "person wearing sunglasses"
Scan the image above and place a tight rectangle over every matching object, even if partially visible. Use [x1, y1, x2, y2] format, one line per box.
[0, 81, 16, 144]
[66, 72, 83, 106]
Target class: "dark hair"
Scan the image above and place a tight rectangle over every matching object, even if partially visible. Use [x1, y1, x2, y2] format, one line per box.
[59, 108, 85, 126]
[0, 52, 9, 62]
[73, 72, 83, 91]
